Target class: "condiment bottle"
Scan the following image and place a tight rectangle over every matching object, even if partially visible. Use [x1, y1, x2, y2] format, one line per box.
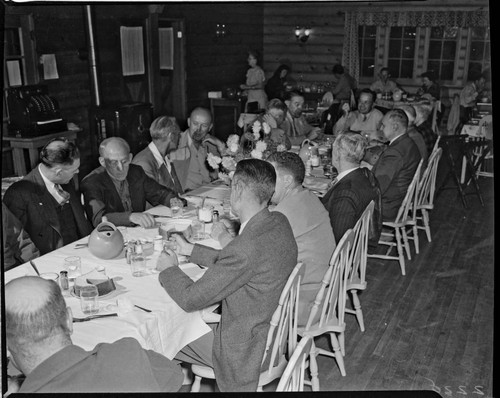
[212, 210, 220, 223]
[59, 271, 69, 291]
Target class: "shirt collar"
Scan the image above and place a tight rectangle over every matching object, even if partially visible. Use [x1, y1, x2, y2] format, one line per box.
[148, 141, 171, 169]
[336, 166, 359, 182]
[390, 132, 406, 145]
[38, 164, 56, 190]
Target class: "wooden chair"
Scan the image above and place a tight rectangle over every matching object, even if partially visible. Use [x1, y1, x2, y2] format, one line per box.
[415, 147, 443, 243]
[367, 160, 424, 276]
[345, 201, 374, 332]
[276, 335, 313, 392]
[190, 262, 303, 392]
[298, 229, 355, 389]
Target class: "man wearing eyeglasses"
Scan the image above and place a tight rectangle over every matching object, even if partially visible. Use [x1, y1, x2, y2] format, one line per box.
[3, 138, 91, 255]
[81, 137, 183, 228]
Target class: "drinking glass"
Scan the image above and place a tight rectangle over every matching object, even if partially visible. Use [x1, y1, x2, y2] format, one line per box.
[131, 252, 147, 277]
[196, 207, 213, 240]
[80, 285, 99, 315]
[191, 219, 204, 240]
[170, 198, 183, 218]
[64, 256, 82, 279]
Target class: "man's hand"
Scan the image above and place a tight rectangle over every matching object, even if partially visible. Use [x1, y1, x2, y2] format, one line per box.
[210, 221, 230, 241]
[203, 135, 226, 155]
[307, 127, 323, 141]
[129, 212, 156, 228]
[173, 234, 194, 256]
[263, 113, 278, 129]
[155, 249, 179, 272]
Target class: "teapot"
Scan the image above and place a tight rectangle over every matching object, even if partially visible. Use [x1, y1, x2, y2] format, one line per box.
[299, 139, 319, 164]
[88, 219, 124, 259]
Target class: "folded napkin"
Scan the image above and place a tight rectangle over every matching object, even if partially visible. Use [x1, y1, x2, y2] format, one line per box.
[74, 269, 116, 296]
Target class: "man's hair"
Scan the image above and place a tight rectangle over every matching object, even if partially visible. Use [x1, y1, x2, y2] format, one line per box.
[266, 98, 288, 113]
[284, 91, 303, 102]
[395, 104, 416, 125]
[380, 67, 390, 74]
[39, 138, 79, 168]
[333, 132, 367, 164]
[150, 116, 180, 141]
[233, 159, 276, 204]
[332, 64, 344, 75]
[266, 151, 305, 185]
[412, 103, 433, 122]
[358, 88, 376, 102]
[386, 109, 409, 130]
[99, 137, 130, 157]
[5, 278, 70, 348]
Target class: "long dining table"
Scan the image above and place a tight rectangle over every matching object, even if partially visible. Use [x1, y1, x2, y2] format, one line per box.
[4, 197, 228, 362]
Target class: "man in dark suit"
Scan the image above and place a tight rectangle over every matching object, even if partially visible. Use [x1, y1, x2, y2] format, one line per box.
[132, 115, 184, 195]
[372, 109, 422, 221]
[81, 137, 183, 228]
[156, 159, 298, 391]
[3, 138, 91, 255]
[321, 132, 382, 246]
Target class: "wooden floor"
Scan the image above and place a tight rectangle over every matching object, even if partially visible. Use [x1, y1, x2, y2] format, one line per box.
[187, 175, 494, 396]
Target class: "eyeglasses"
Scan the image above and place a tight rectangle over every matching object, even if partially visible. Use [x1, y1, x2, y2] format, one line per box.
[104, 158, 131, 169]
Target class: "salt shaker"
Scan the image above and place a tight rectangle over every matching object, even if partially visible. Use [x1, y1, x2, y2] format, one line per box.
[212, 210, 220, 223]
[59, 271, 69, 291]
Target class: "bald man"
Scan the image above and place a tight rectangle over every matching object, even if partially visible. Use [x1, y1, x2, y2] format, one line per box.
[169, 107, 226, 191]
[81, 137, 183, 228]
[3, 137, 91, 255]
[4, 276, 183, 393]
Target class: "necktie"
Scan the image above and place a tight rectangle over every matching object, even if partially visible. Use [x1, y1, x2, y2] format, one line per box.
[54, 184, 70, 204]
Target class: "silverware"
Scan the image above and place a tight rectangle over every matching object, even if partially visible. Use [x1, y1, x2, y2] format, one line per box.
[134, 304, 152, 313]
[74, 243, 88, 249]
[73, 313, 118, 322]
[29, 260, 41, 276]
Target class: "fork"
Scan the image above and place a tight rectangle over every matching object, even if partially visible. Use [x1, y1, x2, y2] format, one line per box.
[73, 313, 118, 322]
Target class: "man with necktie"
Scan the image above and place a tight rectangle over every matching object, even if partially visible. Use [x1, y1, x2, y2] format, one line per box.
[132, 116, 184, 196]
[281, 91, 322, 146]
[3, 138, 91, 255]
[81, 137, 183, 228]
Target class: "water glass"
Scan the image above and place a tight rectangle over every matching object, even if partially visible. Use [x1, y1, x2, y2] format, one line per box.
[64, 256, 82, 279]
[80, 285, 99, 315]
[170, 198, 184, 218]
[222, 198, 232, 216]
[131, 253, 147, 277]
[191, 219, 204, 240]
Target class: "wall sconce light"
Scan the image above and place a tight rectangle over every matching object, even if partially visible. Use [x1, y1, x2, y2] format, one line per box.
[216, 23, 227, 38]
[295, 26, 311, 43]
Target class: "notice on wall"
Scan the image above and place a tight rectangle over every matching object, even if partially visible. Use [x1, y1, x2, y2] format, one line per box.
[40, 54, 59, 80]
[159, 27, 174, 70]
[120, 26, 145, 76]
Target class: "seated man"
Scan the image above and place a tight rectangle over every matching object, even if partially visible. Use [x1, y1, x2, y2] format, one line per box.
[281, 91, 322, 146]
[81, 137, 183, 228]
[169, 107, 226, 192]
[156, 159, 298, 391]
[413, 102, 437, 156]
[321, 133, 382, 247]
[370, 67, 399, 94]
[372, 109, 422, 221]
[416, 71, 441, 101]
[132, 115, 184, 195]
[333, 89, 384, 141]
[3, 138, 91, 255]
[396, 104, 428, 169]
[241, 98, 292, 151]
[267, 151, 335, 326]
[4, 276, 183, 393]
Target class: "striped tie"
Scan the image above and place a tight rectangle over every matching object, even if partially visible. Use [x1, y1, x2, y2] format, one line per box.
[55, 184, 70, 204]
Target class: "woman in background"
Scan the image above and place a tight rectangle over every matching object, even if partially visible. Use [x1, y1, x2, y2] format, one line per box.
[240, 50, 268, 112]
[265, 64, 290, 101]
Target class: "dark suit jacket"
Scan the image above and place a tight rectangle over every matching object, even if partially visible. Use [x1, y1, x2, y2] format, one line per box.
[321, 167, 382, 246]
[81, 164, 179, 227]
[372, 133, 421, 221]
[3, 167, 91, 255]
[159, 209, 298, 391]
[131, 145, 184, 194]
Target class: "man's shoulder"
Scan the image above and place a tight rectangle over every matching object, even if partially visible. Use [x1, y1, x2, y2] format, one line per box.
[4, 169, 41, 195]
[81, 166, 107, 185]
[371, 108, 384, 119]
[132, 146, 153, 163]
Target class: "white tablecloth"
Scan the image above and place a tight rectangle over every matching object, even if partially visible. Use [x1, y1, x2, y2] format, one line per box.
[4, 205, 224, 360]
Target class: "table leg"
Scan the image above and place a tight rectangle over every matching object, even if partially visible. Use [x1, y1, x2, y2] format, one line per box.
[12, 148, 27, 177]
[461, 155, 467, 184]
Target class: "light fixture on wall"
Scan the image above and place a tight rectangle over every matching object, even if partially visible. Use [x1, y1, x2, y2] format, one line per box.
[295, 26, 311, 43]
[216, 23, 227, 38]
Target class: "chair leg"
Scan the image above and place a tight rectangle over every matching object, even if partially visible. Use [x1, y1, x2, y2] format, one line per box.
[350, 291, 365, 332]
[413, 224, 419, 254]
[309, 343, 320, 391]
[328, 333, 346, 376]
[191, 375, 202, 392]
[395, 228, 406, 275]
[422, 209, 432, 242]
[401, 227, 412, 260]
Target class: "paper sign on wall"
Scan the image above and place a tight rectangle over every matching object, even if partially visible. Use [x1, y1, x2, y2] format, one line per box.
[120, 26, 145, 76]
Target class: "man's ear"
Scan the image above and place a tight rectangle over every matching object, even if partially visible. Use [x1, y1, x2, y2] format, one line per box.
[285, 100, 291, 108]
[98, 157, 106, 168]
[187, 118, 191, 128]
[66, 307, 74, 334]
[283, 173, 294, 188]
[128, 153, 133, 162]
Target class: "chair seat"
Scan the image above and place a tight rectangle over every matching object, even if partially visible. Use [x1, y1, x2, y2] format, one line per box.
[191, 364, 215, 379]
[417, 204, 434, 211]
[382, 219, 416, 228]
[346, 279, 366, 291]
[298, 320, 346, 338]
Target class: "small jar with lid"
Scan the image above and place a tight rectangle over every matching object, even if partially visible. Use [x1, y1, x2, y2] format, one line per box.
[59, 271, 69, 291]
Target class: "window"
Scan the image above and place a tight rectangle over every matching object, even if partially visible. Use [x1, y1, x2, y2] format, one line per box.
[358, 26, 376, 78]
[4, 27, 25, 86]
[427, 27, 459, 81]
[387, 27, 417, 79]
[468, 27, 490, 79]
